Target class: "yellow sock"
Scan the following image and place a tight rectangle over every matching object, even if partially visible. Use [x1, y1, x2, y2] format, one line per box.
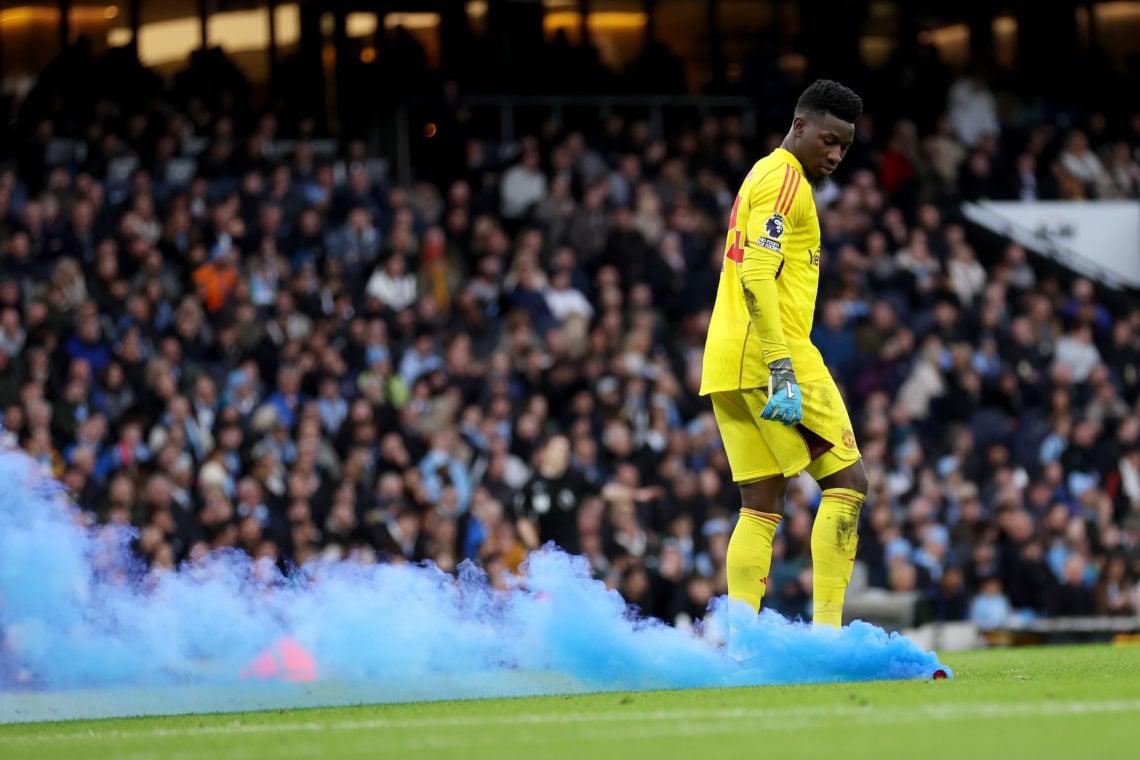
[811, 488, 865, 627]
[726, 510, 782, 613]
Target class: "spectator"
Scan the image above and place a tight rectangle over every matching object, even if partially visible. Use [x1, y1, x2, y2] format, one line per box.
[514, 434, 593, 555]
[946, 243, 986, 309]
[544, 267, 594, 325]
[1013, 153, 1040, 201]
[921, 565, 970, 623]
[968, 576, 1013, 630]
[419, 427, 474, 517]
[326, 206, 382, 289]
[1048, 554, 1097, 617]
[192, 244, 241, 314]
[263, 365, 306, 433]
[812, 300, 858, 378]
[1058, 130, 1113, 199]
[1054, 325, 1102, 384]
[946, 70, 1000, 148]
[0, 307, 26, 357]
[924, 114, 966, 194]
[1106, 445, 1140, 518]
[1001, 244, 1036, 293]
[315, 375, 349, 436]
[64, 306, 112, 376]
[499, 141, 547, 222]
[365, 252, 417, 313]
[1094, 554, 1136, 616]
[398, 329, 446, 387]
[1103, 141, 1140, 198]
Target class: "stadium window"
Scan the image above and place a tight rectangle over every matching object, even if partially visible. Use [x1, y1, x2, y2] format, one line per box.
[346, 12, 377, 39]
[859, 36, 894, 70]
[465, 0, 488, 35]
[1080, 1, 1140, 68]
[383, 13, 441, 70]
[716, 0, 776, 83]
[101, 3, 300, 82]
[992, 15, 1017, 70]
[858, 0, 897, 70]
[1, 3, 126, 78]
[542, 7, 647, 73]
[649, 1, 708, 93]
[383, 12, 440, 31]
[917, 23, 970, 70]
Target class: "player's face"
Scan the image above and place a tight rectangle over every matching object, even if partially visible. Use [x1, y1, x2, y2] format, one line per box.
[794, 113, 855, 188]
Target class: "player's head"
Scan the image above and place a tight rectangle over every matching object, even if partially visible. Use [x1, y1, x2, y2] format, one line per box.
[787, 79, 862, 189]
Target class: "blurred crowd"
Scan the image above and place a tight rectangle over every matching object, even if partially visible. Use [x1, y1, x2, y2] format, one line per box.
[2, 45, 1140, 635]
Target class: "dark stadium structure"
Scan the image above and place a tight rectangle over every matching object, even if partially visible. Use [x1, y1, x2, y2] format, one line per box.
[2, 2, 1137, 138]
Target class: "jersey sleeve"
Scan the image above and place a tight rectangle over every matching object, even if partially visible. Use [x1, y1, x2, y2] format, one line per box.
[743, 163, 800, 268]
[737, 164, 803, 365]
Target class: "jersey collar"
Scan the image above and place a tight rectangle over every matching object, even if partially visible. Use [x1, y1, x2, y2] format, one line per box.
[773, 147, 805, 173]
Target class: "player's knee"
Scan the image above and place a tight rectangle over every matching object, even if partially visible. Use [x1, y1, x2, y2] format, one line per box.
[846, 461, 869, 497]
[739, 478, 789, 515]
[821, 460, 869, 497]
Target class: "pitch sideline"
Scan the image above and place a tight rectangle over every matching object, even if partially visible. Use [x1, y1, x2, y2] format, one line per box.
[3, 697, 1140, 744]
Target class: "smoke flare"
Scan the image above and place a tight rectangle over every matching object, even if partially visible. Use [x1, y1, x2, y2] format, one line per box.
[0, 451, 950, 723]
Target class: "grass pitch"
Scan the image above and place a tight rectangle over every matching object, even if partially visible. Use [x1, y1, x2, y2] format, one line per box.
[2, 644, 1138, 759]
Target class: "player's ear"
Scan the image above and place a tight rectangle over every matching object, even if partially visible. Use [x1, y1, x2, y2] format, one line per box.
[792, 115, 806, 138]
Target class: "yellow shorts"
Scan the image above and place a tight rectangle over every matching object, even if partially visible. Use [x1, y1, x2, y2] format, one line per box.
[710, 376, 861, 483]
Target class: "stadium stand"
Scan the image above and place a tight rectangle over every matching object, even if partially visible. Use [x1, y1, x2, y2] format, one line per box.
[1, 28, 1139, 642]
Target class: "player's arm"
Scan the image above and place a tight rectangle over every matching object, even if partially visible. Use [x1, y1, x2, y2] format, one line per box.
[738, 167, 802, 425]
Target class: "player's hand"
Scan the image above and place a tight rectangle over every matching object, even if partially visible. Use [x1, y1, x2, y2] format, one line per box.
[761, 358, 803, 426]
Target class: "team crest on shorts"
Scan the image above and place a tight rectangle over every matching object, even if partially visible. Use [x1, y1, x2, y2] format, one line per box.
[842, 429, 856, 449]
[764, 213, 785, 239]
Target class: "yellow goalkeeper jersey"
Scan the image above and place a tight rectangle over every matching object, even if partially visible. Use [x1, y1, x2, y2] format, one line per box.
[700, 148, 828, 395]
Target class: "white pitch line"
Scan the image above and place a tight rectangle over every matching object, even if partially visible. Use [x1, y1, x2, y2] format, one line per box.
[4, 699, 1140, 745]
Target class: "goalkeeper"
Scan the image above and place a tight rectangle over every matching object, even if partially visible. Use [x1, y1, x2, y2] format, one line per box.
[700, 80, 868, 628]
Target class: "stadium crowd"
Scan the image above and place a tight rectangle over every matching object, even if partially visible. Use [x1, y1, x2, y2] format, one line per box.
[2, 41, 1140, 634]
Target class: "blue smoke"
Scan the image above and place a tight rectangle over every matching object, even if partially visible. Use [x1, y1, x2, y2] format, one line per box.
[0, 451, 950, 722]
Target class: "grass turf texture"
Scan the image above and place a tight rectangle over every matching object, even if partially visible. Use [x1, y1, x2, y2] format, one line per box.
[2, 644, 1138, 759]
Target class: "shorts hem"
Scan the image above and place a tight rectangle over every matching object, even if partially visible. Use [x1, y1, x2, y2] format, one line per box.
[733, 468, 785, 484]
[807, 449, 862, 481]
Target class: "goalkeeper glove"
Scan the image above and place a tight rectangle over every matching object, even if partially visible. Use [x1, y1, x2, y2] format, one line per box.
[761, 358, 803, 426]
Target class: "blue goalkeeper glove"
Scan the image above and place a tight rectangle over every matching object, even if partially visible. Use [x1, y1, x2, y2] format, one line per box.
[761, 358, 803, 426]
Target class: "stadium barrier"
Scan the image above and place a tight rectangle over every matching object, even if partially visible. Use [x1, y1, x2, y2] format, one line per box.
[844, 588, 922, 630]
[858, 601, 1140, 651]
[978, 615, 1140, 646]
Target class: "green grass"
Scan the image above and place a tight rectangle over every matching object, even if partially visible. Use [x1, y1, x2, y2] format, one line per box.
[2, 644, 1140, 759]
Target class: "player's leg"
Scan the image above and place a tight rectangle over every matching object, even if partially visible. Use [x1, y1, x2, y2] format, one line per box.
[811, 459, 868, 626]
[710, 390, 786, 613]
[727, 477, 786, 612]
[803, 377, 867, 627]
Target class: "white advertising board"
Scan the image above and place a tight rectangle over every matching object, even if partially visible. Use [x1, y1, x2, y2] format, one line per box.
[962, 200, 1140, 290]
